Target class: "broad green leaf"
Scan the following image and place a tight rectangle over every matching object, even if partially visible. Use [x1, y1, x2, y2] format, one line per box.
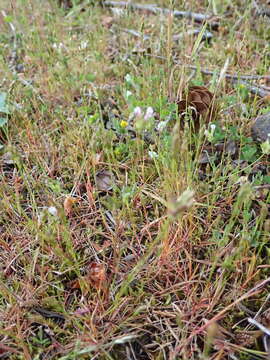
[0, 93, 9, 114]
[0, 117, 7, 127]
[241, 145, 258, 162]
[4, 15, 13, 23]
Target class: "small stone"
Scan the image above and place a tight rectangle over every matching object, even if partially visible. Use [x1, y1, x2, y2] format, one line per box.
[251, 112, 270, 142]
[224, 140, 237, 156]
[199, 150, 212, 164]
[1, 152, 14, 165]
[15, 64, 24, 73]
[96, 170, 114, 191]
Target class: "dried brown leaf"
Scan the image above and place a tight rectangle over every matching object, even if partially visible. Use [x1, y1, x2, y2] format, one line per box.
[96, 170, 114, 191]
[87, 262, 107, 290]
[64, 196, 78, 216]
[101, 15, 114, 28]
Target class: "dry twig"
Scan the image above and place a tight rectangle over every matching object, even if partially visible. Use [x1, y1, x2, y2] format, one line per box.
[144, 54, 270, 81]
[104, 1, 219, 29]
[141, 54, 270, 97]
[232, 80, 270, 98]
[121, 27, 213, 42]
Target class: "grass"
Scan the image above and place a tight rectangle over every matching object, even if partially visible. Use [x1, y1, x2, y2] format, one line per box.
[0, 0, 269, 359]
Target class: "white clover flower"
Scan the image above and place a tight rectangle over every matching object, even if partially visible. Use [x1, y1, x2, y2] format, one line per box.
[133, 106, 143, 118]
[129, 106, 155, 131]
[144, 107, 154, 121]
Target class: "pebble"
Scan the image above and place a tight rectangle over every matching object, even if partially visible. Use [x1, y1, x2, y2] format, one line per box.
[251, 112, 270, 142]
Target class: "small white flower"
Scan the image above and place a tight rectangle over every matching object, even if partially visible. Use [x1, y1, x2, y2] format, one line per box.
[157, 115, 171, 132]
[80, 41, 88, 49]
[125, 90, 133, 99]
[47, 206, 58, 216]
[125, 74, 132, 84]
[52, 42, 65, 52]
[157, 121, 167, 132]
[204, 123, 216, 142]
[148, 150, 158, 159]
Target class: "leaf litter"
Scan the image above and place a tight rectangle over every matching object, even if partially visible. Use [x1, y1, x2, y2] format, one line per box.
[95, 169, 115, 191]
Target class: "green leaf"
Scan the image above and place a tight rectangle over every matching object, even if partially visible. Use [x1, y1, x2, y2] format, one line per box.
[225, 95, 238, 106]
[3, 15, 13, 23]
[191, 23, 208, 58]
[0, 93, 9, 114]
[88, 113, 99, 124]
[241, 145, 258, 162]
[211, 124, 225, 142]
[263, 175, 270, 184]
[86, 73, 96, 82]
[0, 117, 8, 127]
[261, 139, 270, 155]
